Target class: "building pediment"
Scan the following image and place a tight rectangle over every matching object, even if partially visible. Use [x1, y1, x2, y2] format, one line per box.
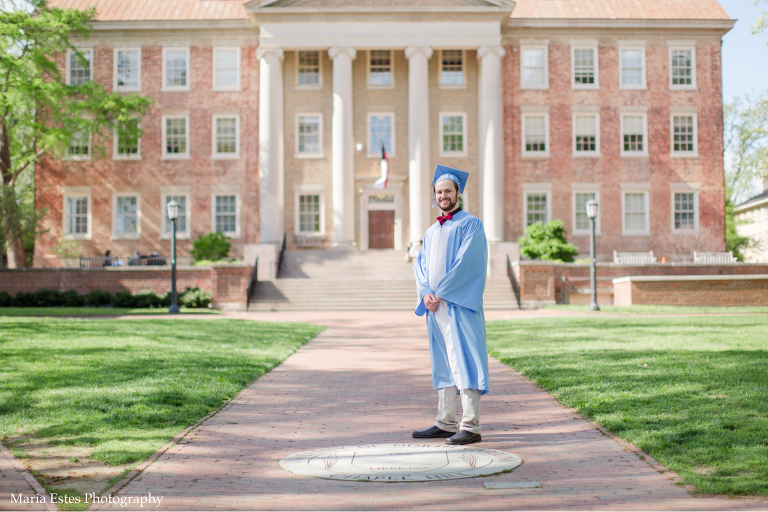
[247, 0, 515, 23]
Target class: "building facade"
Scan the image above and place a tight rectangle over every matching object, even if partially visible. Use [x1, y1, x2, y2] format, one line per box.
[735, 180, 768, 263]
[35, 0, 734, 268]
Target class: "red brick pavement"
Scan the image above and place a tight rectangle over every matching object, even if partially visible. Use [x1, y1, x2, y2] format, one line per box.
[0, 438, 54, 511]
[91, 310, 765, 511]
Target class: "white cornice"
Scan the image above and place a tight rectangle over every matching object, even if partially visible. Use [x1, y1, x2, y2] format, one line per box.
[505, 18, 735, 32]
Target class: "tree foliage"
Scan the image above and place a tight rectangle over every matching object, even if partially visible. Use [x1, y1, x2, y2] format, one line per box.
[518, 219, 580, 263]
[0, 2, 153, 266]
[723, 94, 768, 203]
[190, 232, 232, 263]
[725, 198, 751, 261]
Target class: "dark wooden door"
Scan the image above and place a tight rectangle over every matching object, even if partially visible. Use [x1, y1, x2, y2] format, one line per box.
[368, 210, 395, 249]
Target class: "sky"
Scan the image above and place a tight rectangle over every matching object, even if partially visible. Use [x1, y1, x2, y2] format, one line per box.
[720, 0, 768, 103]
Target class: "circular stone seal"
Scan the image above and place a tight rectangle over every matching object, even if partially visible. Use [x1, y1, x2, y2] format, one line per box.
[279, 443, 522, 482]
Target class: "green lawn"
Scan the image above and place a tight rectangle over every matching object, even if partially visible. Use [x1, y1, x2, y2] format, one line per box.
[487, 315, 768, 496]
[0, 307, 221, 317]
[0, 317, 323, 466]
[542, 304, 768, 315]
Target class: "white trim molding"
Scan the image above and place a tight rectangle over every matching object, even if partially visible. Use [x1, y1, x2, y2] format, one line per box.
[113, 47, 141, 92]
[438, 111, 468, 158]
[621, 186, 651, 236]
[670, 183, 700, 234]
[210, 186, 241, 239]
[61, 186, 93, 241]
[570, 43, 599, 90]
[618, 45, 646, 90]
[670, 111, 699, 158]
[668, 44, 697, 90]
[519, 45, 549, 90]
[295, 49, 323, 90]
[620, 111, 649, 157]
[572, 112, 601, 157]
[161, 113, 191, 160]
[295, 112, 325, 158]
[438, 49, 467, 89]
[294, 185, 326, 237]
[521, 111, 550, 158]
[367, 49, 395, 89]
[211, 114, 241, 160]
[111, 192, 141, 240]
[65, 47, 93, 86]
[522, 183, 552, 230]
[212, 46, 242, 92]
[162, 46, 191, 92]
[571, 187, 601, 237]
[160, 186, 191, 240]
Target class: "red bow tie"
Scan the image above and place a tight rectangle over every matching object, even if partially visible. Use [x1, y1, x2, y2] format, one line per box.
[437, 212, 454, 226]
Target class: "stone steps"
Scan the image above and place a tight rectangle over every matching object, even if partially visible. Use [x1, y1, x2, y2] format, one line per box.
[248, 249, 519, 311]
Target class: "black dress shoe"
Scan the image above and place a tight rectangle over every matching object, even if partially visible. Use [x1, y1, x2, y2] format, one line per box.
[446, 430, 481, 445]
[412, 426, 456, 438]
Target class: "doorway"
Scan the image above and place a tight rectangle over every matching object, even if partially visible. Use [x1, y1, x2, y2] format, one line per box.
[368, 210, 395, 249]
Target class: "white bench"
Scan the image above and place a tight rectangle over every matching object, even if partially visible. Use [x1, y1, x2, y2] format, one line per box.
[613, 250, 657, 265]
[693, 251, 738, 264]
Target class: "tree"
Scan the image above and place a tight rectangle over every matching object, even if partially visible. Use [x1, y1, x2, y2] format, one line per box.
[725, 198, 751, 261]
[723, 94, 768, 203]
[0, 2, 152, 267]
[190, 232, 232, 263]
[518, 220, 580, 263]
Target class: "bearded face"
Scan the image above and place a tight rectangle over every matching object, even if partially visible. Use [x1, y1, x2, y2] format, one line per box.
[434, 180, 460, 213]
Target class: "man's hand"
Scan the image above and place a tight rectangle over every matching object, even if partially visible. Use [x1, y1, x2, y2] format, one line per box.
[423, 293, 441, 312]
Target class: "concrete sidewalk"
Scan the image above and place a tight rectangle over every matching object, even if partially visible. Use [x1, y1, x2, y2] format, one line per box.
[91, 310, 763, 510]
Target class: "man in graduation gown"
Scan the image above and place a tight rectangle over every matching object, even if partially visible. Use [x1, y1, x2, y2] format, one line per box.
[412, 165, 489, 445]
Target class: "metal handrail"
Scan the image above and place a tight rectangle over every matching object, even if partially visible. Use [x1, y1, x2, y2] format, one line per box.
[79, 256, 167, 268]
[246, 256, 259, 311]
[276, 233, 287, 278]
[506, 255, 522, 309]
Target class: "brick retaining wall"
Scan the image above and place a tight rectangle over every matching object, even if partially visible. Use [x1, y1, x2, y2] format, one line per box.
[512, 261, 768, 304]
[0, 265, 252, 310]
[613, 275, 768, 307]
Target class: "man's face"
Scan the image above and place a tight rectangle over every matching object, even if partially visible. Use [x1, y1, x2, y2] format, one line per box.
[435, 180, 459, 213]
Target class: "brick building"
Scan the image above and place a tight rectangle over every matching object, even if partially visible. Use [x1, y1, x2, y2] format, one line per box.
[35, 0, 734, 268]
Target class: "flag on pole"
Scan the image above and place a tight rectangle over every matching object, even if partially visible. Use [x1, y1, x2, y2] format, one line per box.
[372, 143, 389, 190]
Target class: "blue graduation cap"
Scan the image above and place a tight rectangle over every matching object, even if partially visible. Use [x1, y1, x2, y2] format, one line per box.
[432, 165, 469, 207]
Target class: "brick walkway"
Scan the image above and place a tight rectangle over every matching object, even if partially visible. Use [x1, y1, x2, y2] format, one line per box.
[0, 439, 53, 511]
[88, 310, 763, 511]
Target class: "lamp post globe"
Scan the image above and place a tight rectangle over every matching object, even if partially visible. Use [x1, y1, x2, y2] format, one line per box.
[585, 199, 600, 311]
[166, 200, 180, 314]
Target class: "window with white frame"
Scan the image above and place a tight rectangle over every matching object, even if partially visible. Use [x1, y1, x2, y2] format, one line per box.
[621, 114, 646, 155]
[114, 194, 139, 237]
[213, 47, 240, 91]
[439, 113, 467, 156]
[296, 114, 323, 157]
[525, 192, 549, 226]
[114, 119, 140, 159]
[67, 130, 91, 160]
[671, 114, 697, 155]
[163, 48, 190, 90]
[623, 191, 649, 234]
[369, 50, 393, 87]
[114, 48, 140, 91]
[440, 50, 464, 86]
[522, 114, 549, 156]
[213, 194, 238, 235]
[672, 191, 698, 232]
[67, 48, 92, 85]
[296, 193, 323, 234]
[573, 114, 599, 155]
[368, 113, 394, 155]
[297, 50, 321, 87]
[619, 47, 645, 88]
[62, 187, 91, 239]
[573, 191, 600, 234]
[213, 115, 239, 158]
[669, 47, 696, 88]
[521, 46, 547, 89]
[162, 193, 190, 238]
[162, 115, 189, 159]
[571, 46, 598, 88]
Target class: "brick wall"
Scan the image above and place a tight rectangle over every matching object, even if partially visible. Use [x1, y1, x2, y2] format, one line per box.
[513, 261, 768, 303]
[0, 265, 253, 310]
[613, 276, 768, 306]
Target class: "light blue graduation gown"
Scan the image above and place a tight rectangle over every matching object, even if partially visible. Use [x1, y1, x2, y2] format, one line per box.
[414, 210, 490, 395]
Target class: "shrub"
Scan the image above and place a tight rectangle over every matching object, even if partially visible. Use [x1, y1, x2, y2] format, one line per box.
[179, 287, 212, 309]
[518, 219, 580, 263]
[134, 291, 165, 308]
[51, 239, 83, 260]
[160, 291, 172, 308]
[0, 291, 12, 307]
[85, 290, 113, 307]
[13, 291, 35, 307]
[32, 289, 62, 307]
[190, 232, 231, 263]
[61, 289, 85, 307]
[113, 291, 137, 308]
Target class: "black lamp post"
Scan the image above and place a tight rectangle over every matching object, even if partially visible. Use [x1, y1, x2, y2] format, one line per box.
[166, 200, 180, 314]
[586, 199, 600, 311]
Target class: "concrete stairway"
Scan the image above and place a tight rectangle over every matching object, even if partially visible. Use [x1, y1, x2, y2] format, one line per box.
[247, 249, 519, 311]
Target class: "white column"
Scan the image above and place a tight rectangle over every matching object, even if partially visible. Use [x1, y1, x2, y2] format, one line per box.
[328, 46, 357, 247]
[257, 47, 285, 244]
[405, 46, 433, 253]
[477, 46, 505, 242]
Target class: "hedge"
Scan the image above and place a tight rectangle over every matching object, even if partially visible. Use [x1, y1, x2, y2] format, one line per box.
[0, 287, 212, 309]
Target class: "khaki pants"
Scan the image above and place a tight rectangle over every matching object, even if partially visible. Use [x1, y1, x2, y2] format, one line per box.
[434, 386, 481, 434]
